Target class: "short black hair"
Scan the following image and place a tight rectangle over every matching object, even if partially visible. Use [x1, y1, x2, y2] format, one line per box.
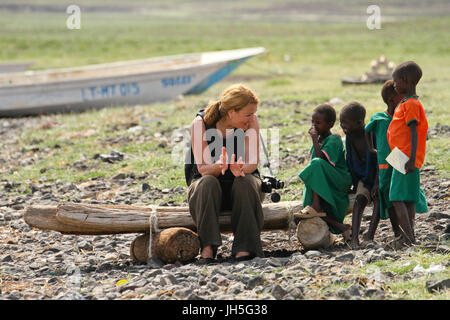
[381, 80, 397, 105]
[313, 103, 336, 124]
[393, 61, 422, 85]
[340, 101, 366, 122]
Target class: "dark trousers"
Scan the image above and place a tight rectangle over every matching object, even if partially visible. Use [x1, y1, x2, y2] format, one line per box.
[187, 174, 264, 257]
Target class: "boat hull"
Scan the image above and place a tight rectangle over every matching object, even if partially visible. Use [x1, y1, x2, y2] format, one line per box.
[0, 48, 265, 117]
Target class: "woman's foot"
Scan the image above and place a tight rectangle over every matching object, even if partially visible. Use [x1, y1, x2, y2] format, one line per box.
[234, 251, 255, 262]
[195, 245, 217, 265]
[200, 245, 214, 259]
[235, 251, 250, 258]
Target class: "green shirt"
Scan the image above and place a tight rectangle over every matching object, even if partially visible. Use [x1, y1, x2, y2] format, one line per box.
[365, 111, 392, 167]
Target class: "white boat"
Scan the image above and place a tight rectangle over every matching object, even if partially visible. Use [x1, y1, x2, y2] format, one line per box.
[0, 47, 266, 117]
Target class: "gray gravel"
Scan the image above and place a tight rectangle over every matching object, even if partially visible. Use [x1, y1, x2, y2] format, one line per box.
[0, 115, 449, 300]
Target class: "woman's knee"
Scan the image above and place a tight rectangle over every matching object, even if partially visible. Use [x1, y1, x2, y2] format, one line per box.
[231, 175, 262, 197]
[189, 175, 222, 198]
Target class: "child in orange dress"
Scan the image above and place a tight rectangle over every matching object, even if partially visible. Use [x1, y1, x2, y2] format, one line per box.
[387, 61, 428, 248]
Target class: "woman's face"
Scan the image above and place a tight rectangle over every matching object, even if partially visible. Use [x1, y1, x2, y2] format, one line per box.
[229, 103, 258, 131]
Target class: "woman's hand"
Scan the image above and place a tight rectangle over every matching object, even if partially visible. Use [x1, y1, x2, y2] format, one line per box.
[229, 154, 245, 177]
[219, 147, 229, 175]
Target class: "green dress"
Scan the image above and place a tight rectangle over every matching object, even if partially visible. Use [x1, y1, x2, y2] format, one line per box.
[366, 111, 428, 214]
[390, 168, 428, 213]
[298, 134, 352, 234]
[365, 111, 394, 219]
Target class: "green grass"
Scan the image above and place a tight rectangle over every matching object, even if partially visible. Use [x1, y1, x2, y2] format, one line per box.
[1, 5, 449, 191]
[355, 248, 450, 299]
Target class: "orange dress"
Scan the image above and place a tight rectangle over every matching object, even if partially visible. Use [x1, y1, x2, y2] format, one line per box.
[387, 96, 428, 168]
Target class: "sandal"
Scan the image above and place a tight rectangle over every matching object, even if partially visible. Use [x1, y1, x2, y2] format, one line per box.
[195, 257, 218, 265]
[297, 206, 326, 219]
[233, 254, 255, 263]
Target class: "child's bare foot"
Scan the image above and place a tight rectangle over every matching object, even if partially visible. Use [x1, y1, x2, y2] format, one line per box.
[350, 238, 360, 250]
[341, 224, 352, 242]
[363, 233, 374, 242]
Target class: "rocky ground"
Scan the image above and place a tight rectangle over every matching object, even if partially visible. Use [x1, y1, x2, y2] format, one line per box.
[0, 116, 449, 300]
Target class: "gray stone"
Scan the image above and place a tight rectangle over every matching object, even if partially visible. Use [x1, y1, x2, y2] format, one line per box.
[207, 282, 219, 292]
[346, 284, 361, 296]
[2, 254, 13, 262]
[286, 285, 304, 299]
[246, 276, 264, 289]
[304, 250, 322, 258]
[77, 240, 93, 251]
[227, 282, 245, 295]
[271, 284, 287, 299]
[336, 288, 351, 299]
[428, 210, 450, 220]
[426, 278, 450, 292]
[335, 252, 355, 263]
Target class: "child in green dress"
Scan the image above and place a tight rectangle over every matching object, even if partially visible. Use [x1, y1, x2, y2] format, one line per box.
[298, 104, 352, 236]
[387, 61, 428, 248]
[364, 80, 403, 241]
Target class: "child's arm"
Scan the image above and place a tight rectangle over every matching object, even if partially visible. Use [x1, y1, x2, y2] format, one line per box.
[371, 169, 379, 199]
[309, 126, 326, 160]
[405, 121, 418, 173]
[365, 131, 376, 154]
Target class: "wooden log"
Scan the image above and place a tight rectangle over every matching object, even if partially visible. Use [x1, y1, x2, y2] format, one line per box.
[296, 217, 335, 249]
[130, 228, 200, 264]
[23, 205, 111, 235]
[24, 201, 302, 235]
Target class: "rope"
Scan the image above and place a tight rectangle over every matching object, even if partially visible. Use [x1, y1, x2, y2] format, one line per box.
[147, 205, 160, 264]
[286, 202, 297, 245]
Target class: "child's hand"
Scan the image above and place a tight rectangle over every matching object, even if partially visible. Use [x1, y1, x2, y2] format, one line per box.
[371, 184, 379, 199]
[229, 154, 245, 177]
[404, 158, 415, 174]
[308, 126, 319, 141]
[369, 147, 377, 155]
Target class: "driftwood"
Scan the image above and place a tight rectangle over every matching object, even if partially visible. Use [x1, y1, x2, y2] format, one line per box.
[24, 201, 302, 235]
[296, 217, 335, 249]
[130, 228, 200, 263]
[23, 205, 106, 235]
[24, 197, 356, 255]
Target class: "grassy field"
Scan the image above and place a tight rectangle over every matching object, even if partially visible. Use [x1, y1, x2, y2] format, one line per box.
[0, 1, 449, 299]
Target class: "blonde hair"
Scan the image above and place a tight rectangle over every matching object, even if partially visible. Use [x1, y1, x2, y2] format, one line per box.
[203, 84, 259, 126]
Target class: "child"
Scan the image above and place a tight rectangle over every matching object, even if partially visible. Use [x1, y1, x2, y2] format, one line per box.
[339, 102, 378, 249]
[387, 61, 428, 248]
[298, 104, 352, 237]
[364, 80, 403, 242]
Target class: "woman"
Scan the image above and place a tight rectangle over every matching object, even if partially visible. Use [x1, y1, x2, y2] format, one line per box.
[185, 84, 264, 264]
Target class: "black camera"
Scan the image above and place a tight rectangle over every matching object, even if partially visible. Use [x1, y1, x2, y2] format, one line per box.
[261, 175, 285, 202]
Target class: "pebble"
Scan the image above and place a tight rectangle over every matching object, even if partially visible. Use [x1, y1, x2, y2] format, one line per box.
[426, 279, 450, 293]
[0, 114, 449, 301]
